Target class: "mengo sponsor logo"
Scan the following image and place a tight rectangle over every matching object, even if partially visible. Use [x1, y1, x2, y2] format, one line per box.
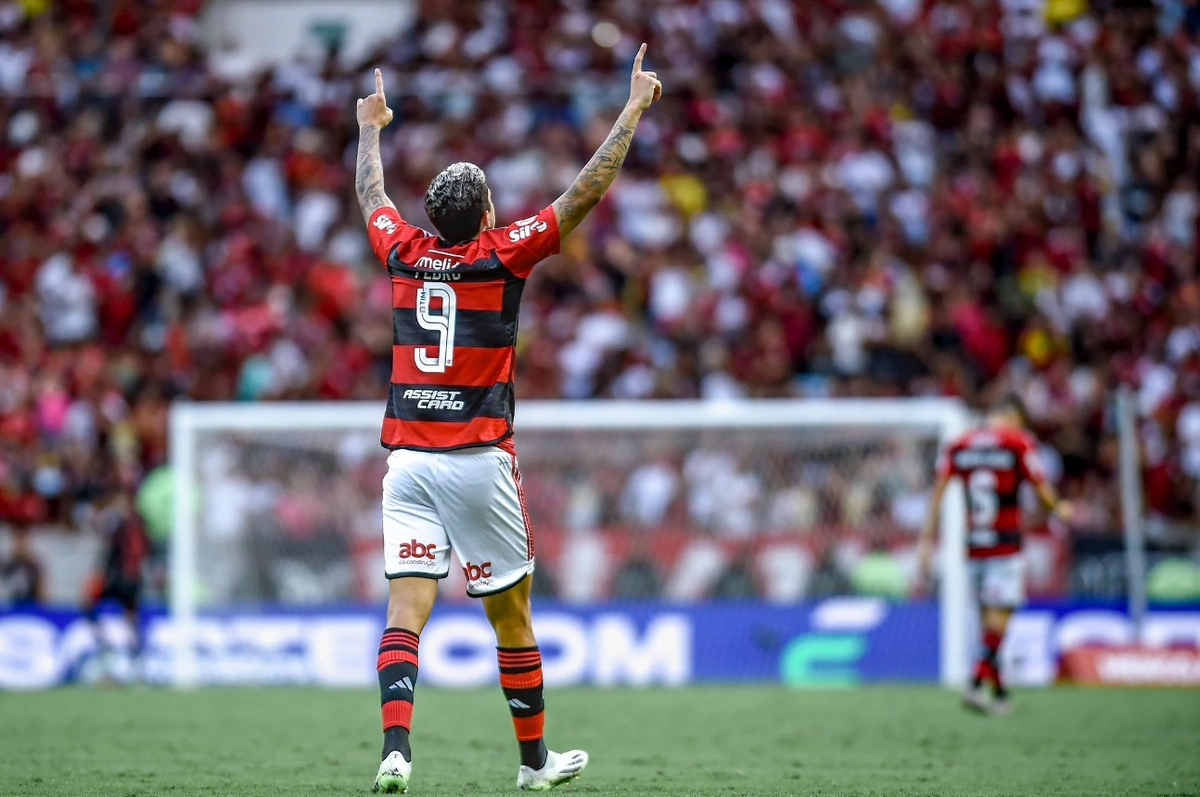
[397, 540, 437, 561]
[402, 388, 465, 411]
[462, 561, 493, 582]
[508, 215, 549, 242]
[1061, 647, 1200, 687]
[373, 215, 399, 236]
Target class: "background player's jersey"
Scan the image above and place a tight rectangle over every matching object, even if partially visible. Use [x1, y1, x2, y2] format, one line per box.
[367, 205, 560, 451]
[937, 427, 1048, 559]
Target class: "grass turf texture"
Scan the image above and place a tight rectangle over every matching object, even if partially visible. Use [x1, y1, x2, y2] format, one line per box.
[0, 686, 1197, 796]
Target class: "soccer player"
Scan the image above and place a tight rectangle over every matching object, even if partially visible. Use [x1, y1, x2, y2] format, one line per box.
[84, 494, 150, 679]
[918, 396, 1072, 714]
[355, 47, 662, 792]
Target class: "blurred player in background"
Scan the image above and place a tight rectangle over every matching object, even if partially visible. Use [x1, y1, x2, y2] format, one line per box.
[919, 396, 1072, 714]
[355, 47, 661, 792]
[85, 494, 150, 680]
[0, 527, 44, 607]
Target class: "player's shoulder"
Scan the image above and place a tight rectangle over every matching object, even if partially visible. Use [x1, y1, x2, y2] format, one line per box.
[478, 209, 556, 250]
[997, 426, 1038, 451]
[956, 428, 990, 449]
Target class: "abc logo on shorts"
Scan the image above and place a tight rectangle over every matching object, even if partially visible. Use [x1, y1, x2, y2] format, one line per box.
[398, 540, 437, 560]
[462, 561, 492, 581]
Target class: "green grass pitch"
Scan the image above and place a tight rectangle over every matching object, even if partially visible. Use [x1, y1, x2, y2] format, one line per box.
[1, 686, 1197, 796]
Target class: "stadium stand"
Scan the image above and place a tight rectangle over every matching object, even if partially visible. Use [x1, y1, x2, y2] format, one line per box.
[1, 0, 1198, 604]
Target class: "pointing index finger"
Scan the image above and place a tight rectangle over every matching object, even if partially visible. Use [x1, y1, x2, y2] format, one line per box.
[633, 42, 646, 73]
[375, 68, 385, 100]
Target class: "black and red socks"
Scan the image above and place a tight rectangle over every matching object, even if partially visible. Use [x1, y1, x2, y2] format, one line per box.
[378, 627, 420, 760]
[973, 629, 1006, 698]
[498, 646, 548, 770]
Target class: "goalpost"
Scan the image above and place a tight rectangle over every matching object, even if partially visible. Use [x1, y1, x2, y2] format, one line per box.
[169, 398, 971, 688]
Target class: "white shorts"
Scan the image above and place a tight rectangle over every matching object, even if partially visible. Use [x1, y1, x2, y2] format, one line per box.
[969, 554, 1025, 609]
[382, 445, 535, 597]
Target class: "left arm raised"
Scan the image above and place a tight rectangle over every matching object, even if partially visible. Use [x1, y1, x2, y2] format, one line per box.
[355, 69, 397, 225]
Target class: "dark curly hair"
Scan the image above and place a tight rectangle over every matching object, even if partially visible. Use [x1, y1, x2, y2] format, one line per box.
[424, 162, 490, 245]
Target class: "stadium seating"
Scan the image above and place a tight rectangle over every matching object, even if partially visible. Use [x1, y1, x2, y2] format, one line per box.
[1, 0, 1198, 603]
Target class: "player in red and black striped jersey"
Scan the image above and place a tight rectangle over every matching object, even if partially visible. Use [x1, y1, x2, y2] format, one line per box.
[920, 396, 1073, 714]
[355, 49, 662, 793]
[85, 494, 150, 679]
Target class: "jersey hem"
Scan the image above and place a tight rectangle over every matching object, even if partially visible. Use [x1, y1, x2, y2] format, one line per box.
[380, 430, 514, 454]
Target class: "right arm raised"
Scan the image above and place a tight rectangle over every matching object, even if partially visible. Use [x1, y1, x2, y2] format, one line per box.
[552, 43, 662, 238]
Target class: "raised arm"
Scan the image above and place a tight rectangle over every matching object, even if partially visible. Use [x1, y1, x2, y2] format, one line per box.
[553, 43, 663, 238]
[917, 472, 952, 585]
[355, 68, 397, 225]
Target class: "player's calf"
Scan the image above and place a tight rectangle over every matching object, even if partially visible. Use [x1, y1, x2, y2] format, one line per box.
[378, 627, 420, 762]
[499, 646, 549, 770]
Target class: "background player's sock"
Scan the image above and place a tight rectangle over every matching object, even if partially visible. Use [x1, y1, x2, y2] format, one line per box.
[981, 630, 1004, 697]
[378, 627, 420, 760]
[498, 646, 548, 770]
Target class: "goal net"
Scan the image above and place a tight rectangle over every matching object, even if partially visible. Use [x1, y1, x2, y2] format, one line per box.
[169, 399, 970, 687]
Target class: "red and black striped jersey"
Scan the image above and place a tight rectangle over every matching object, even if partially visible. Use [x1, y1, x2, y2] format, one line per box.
[936, 426, 1049, 559]
[366, 205, 560, 452]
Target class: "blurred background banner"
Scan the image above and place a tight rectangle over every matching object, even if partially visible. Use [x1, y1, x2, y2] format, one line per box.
[4, 600, 1198, 690]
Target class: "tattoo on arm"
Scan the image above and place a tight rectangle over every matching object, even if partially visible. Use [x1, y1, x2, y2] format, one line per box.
[553, 106, 641, 237]
[355, 126, 395, 224]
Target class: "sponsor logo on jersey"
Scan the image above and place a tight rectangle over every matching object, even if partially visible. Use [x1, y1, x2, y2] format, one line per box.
[953, 448, 1015, 470]
[462, 561, 492, 582]
[373, 215, 399, 236]
[398, 540, 437, 561]
[508, 215, 549, 242]
[414, 255, 459, 270]
[401, 388, 466, 411]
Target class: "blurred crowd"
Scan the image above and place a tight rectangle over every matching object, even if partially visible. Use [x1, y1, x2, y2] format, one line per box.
[3, 0, 1200, 604]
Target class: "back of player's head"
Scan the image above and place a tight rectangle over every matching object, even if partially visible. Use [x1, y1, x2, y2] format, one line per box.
[988, 393, 1029, 427]
[424, 162, 491, 245]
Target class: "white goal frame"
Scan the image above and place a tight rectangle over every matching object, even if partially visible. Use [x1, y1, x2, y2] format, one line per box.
[169, 398, 971, 688]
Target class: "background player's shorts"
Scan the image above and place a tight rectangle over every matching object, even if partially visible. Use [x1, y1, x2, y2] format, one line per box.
[382, 445, 535, 597]
[88, 577, 140, 612]
[969, 554, 1025, 609]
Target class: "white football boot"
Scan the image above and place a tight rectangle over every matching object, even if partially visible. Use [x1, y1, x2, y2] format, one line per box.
[961, 687, 989, 715]
[373, 751, 412, 793]
[517, 749, 589, 791]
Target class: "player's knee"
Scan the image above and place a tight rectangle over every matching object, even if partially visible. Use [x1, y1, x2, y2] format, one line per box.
[386, 577, 438, 632]
[983, 607, 1012, 633]
[490, 599, 531, 630]
[386, 603, 424, 632]
[484, 594, 534, 645]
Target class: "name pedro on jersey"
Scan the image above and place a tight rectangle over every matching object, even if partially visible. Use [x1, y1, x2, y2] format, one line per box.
[402, 388, 465, 411]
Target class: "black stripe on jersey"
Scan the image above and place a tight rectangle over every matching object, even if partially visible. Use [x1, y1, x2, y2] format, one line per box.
[996, 493, 1020, 509]
[386, 382, 513, 423]
[392, 308, 514, 349]
[388, 250, 507, 281]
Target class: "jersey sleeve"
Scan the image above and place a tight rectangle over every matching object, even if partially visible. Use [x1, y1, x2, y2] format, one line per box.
[936, 442, 959, 480]
[492, 205, 561, 279]
[367, 206, 426, 268]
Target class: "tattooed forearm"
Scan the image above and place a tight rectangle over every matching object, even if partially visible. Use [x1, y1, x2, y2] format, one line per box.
[355, 125, 394, 224]
[553, 105, 642, 237]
